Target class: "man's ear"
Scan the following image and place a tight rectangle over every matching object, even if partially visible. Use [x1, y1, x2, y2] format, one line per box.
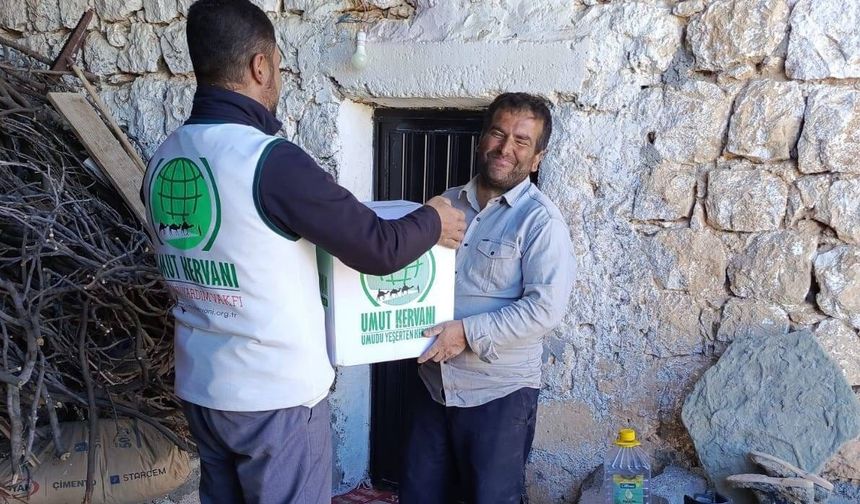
[250, 53, 268, 86]
[530, 151, 544, 173]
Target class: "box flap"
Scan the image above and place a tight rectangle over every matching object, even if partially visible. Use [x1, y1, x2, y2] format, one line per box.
[364, 200, 422, 220]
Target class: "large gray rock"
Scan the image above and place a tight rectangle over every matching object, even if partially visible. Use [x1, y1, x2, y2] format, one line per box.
[645, 228, 727, 301]
[814, 178, 860, 245]
[653, 81, 734, 164]
[814, 319, 860, 386]
[84, 31, 120, 76]
[786, 0, 860, 80]
[716, 297, 790, 345]
[725, 80, 805, 162]
[706, 164, 788, 232]
[118, 23, 162, 74]
[798, 88, 860, 175]
[160, 20, 192, 75]
[728, 231, 817, 306]
[687, 0, 789, 75]
[682, 330, 860, 504]
[814, 246, 860, 330]
[633, 161, 696, 221]
[143, 0, 179, 23]
[94, 0, 143, 22]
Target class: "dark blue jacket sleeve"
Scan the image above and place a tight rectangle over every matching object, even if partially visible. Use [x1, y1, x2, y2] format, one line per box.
[256, 141, 441, 276]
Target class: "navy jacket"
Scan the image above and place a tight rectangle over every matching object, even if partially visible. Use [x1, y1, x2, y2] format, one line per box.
[146, 85, 440, 275]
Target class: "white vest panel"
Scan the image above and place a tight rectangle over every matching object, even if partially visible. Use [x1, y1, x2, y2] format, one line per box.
[143, 123, 333, 411]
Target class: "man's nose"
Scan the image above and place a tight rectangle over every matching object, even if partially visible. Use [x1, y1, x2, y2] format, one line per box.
[499, 136, 515, 156]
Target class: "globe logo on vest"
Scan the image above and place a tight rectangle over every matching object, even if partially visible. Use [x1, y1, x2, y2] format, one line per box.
[149, 157, 221, 251]
[361, 250, 436, 307]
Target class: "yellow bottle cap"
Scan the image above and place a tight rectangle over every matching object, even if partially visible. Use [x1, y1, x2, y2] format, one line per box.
[614, 428, 641, 447]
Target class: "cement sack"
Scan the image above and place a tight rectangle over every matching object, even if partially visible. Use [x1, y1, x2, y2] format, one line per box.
[1, 418, 191, 503]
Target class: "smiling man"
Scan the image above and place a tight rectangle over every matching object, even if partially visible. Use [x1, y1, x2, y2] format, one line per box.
[399, 93, 576, 504]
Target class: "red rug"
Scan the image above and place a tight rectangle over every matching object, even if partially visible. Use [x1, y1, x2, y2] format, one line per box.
[332, 487, 398, 504]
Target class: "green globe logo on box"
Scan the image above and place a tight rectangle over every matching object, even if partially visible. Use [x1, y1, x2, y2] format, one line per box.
[361, 251, 436, 307]
[149, 157, 221, 251]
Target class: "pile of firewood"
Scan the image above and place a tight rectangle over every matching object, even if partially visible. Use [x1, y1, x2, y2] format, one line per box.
[0, 46, 189, 486]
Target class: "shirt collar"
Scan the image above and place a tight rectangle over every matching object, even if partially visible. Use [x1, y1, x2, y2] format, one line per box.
[459, 176, 533, 210]
[186, 84, 283, 135]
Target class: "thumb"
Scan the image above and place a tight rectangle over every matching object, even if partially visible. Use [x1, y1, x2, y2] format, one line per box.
[422, 323, 445, 338]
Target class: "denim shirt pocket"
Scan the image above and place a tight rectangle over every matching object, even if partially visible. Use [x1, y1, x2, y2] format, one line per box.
[476, 238, 522, 293]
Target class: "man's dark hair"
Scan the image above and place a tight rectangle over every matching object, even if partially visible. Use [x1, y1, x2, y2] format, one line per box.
[482, 93, 553, 153]
[187, 0, 277, 87]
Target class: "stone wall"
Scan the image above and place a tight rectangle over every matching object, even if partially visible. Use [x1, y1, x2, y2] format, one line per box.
[2, 0, 859, 501]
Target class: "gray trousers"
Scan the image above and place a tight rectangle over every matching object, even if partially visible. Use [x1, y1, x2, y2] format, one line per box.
[182, 398, 332, 504]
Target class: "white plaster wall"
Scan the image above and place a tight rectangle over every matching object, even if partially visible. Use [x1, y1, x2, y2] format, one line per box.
[4, 0, 860, 500]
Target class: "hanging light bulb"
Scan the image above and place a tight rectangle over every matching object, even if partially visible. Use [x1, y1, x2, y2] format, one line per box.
[351, 30, 368, 70]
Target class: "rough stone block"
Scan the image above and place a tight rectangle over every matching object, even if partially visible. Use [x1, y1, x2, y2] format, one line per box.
[143, 0, 179, 23]
[128, 76, 169, 157]
[84, 31, 119, 76]
[824, 438, 860, 483]
[728, 231, 817, 306]
[646, 229, 727, 301]
[815, 318, 860, 386]
[645, 292, 705, 358]
[633, 162, 696, 221]
[651, 466, 708, 504]
[653, 81, 733, 164]
[726, 80, 805, 162]
[26, 0, 62, 32]
[94, 0, 143, 22]
[248, 0, 279, 12]
[787, 0, 860, 80]
[706, 165, 788, 232]
[798, 88, 860, 175]
[118, 23, 161, 74]
[682, 330, 860, 504]
[0, 0, 29, 31]
[814, 178, 860, 245]
[160, 20, 192, 75]
[673, 0, 706, 19]
[59, 0, 89, 29]
[106, 23, 129, 48]
[814, 246, 860, 330]
[716, 297, 789, 344]
[687, 0, 789, 74]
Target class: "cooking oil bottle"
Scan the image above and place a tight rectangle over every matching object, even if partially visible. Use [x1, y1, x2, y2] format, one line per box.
[604, 428, 651, 504]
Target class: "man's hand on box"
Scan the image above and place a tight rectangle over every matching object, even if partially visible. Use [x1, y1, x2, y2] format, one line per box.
[425, 196, 465, 249]
[417, 320, 467, 364]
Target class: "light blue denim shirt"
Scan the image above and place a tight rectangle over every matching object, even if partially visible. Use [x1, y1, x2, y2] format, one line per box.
[418, 176, 576, 407]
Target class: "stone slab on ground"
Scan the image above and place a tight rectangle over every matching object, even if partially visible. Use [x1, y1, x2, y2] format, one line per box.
[726, 474, 814, 504]
[749, 451, 833, 502]
[681, 330, 860, 504]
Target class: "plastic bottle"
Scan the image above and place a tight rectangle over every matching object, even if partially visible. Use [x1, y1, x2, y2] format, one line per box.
[603, 428, 651, 504]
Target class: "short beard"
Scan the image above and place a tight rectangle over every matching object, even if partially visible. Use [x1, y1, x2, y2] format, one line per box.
[476, 157, 529, 193]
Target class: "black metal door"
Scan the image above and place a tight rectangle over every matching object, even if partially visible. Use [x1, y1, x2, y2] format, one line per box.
[370, 109, 483, 489]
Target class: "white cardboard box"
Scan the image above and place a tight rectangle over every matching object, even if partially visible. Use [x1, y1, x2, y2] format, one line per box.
[317, 200, 455, 366]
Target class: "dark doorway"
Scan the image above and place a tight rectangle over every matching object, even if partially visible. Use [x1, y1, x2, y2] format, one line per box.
[369, 109, 483, 489]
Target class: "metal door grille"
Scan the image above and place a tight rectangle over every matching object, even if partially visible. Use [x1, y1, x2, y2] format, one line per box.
[370, 109, 483, 490]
